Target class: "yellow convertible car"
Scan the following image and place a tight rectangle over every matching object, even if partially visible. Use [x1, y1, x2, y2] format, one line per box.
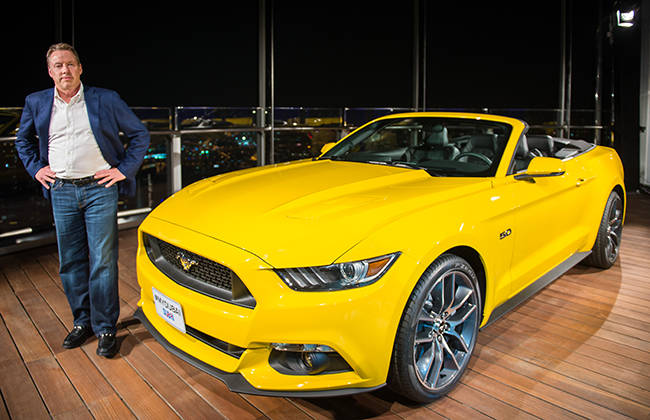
[135, 112, 625, 402]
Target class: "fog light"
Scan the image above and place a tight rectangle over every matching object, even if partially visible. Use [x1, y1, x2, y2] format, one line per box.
[301, 352, 329, 374]
[268, 343, 352, 375]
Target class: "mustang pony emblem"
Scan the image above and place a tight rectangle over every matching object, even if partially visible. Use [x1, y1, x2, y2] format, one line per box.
[176, 252, 197, 271]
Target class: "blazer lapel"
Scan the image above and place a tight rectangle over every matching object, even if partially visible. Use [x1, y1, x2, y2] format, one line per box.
[35, 88, 54, 140]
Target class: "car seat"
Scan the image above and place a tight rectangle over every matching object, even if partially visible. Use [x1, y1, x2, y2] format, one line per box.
[409, 125, 460, 161]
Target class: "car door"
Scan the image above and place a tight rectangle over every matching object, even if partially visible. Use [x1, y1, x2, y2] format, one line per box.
[502, 141, 592, 298]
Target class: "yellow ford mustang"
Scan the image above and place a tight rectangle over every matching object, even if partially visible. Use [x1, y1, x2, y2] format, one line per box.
[135, 112, 625, 402]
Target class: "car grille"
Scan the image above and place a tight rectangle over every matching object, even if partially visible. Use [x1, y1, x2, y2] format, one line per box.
[158, 240, 233, 291]
[143, 233, 256, 309]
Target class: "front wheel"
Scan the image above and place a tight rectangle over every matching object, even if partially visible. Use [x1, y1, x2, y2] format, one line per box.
[389, 254, 481, 402]
[584, 190, 624, 268]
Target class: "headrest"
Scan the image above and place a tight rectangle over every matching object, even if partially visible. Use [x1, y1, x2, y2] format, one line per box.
[426, 125, 448, 147]
[527, 135, 554, 153]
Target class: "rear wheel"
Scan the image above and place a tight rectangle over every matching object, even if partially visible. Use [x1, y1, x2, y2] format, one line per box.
[389, 254, 481, 402]
[584, 190, 623, 268]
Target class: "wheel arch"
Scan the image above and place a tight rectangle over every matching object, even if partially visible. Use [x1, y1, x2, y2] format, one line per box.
[612, 184, 626, 218]
[442, 245, 486, 324]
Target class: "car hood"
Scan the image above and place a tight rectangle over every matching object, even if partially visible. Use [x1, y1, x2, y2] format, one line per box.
[149, 160, 491, 267]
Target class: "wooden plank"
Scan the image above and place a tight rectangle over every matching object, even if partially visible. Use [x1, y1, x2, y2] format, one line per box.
[424, 396, 492, 420]
[17, 257, 180, 419]
[502, 309, 650, 367]
[128, 325, 266, 420]
[520, 289, 650, 338]
[0, 266, 52, 363]
[1, 267, 92, 418]
[516, 301, 650, 352]
[481, 322, 650, 397]
[0, 392, 9, 420]
[548, 280, 650, 314]
[289, 391, 410, 420]
[540, 286, 650, 324]
[117, 333, 226, 419]
[239, 394, 312, 420]
[52, 406, 93, 420]
[468, 355, 631, 419]
[87, 395, 140, 420]
[462, 360, 589, 420]
[9, 259, 138, 419]
[387, 402, 444, 420]
[26, 357, 88, 418]
[389, 402, 446, 420]
[489, 315, 650, 379]
[518, 295, 650, 343]
[15, 260, 136, 419]
[447, 381, 540, 420]
[565, 270, 650, 299]
[78, 335, 180, 420]
[0, 316, 50, 419]
[474, 343, 650, 419]
[287, 394, 409, 420]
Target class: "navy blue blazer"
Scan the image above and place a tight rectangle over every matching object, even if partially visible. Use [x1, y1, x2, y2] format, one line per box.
[15, 85, 150, 198]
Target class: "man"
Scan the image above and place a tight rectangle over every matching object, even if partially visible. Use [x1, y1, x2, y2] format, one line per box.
[15, 43, 150, 358]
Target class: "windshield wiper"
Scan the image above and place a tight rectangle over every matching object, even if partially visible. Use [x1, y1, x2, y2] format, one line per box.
[319, 155, 347, 161]
[424, 167, 459, 177]
[390, 160, 426, 170]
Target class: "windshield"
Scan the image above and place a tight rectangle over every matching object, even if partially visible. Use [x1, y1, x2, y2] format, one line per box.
[320, 117, 513, 177]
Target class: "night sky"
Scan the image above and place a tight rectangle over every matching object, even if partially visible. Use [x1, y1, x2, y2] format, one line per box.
[3, 1, 605, 110]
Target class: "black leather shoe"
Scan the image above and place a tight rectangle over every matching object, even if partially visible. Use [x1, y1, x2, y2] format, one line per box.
[63, 325, 93, 349]
[97, 333, 118, 358]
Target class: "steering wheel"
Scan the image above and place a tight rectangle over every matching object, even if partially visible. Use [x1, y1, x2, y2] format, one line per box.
[454, 152, 492, 165]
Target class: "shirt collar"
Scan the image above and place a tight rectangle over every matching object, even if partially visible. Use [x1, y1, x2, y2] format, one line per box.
[54, 82, 84, 104]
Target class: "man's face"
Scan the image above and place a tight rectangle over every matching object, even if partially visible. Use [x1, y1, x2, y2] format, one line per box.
[47, 50, 82, 92]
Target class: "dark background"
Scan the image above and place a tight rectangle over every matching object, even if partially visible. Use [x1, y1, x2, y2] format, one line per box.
[1, 0, 641, 188]
[2, 0, 607, 108]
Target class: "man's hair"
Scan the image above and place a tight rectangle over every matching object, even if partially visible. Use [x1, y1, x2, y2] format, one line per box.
[46, 43, 81, 66]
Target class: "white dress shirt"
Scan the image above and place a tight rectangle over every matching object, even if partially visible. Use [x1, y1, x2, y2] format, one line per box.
[48, 83, 111, 178]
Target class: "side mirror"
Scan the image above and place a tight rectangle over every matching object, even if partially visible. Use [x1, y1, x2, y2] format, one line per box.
[320, 142, 336, 155]
[514, 157, 566, 182]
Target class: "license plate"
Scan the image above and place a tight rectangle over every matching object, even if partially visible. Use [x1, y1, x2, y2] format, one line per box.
[152, 287, 186, 334]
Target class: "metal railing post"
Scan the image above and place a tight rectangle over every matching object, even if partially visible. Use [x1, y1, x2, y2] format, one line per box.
[171, 133, 182, 193]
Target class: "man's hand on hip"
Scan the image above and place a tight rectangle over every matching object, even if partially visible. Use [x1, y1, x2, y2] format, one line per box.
[35, 166, 56, 189]
[95, 168, 126, 188]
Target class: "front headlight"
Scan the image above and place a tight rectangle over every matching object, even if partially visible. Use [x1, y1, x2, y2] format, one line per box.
[275, 252, 400, 291]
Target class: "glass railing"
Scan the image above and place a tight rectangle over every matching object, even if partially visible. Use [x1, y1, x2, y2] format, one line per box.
[176, 107, 260, 130]
[0, 137, 54, 241]
[181, 130, 259, 187]
[0, 105, 609, 253]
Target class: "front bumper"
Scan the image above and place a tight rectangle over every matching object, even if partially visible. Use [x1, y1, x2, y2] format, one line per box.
[135, 216, 408, 395]
[133, 307, 384, 397]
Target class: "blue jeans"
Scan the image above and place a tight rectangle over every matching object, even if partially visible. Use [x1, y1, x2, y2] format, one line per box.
[51, 179, 119, 335]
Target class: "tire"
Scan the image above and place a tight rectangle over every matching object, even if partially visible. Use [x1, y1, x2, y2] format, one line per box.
[584, 190, 624, 269]
[389, 254, 481, 402]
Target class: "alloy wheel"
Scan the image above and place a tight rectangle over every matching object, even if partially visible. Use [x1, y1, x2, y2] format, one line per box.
[413, 269, 478, 391]
[606, 194, 623, 263]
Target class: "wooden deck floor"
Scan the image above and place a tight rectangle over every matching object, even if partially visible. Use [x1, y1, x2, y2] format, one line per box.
[1, 193, 649, 419]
